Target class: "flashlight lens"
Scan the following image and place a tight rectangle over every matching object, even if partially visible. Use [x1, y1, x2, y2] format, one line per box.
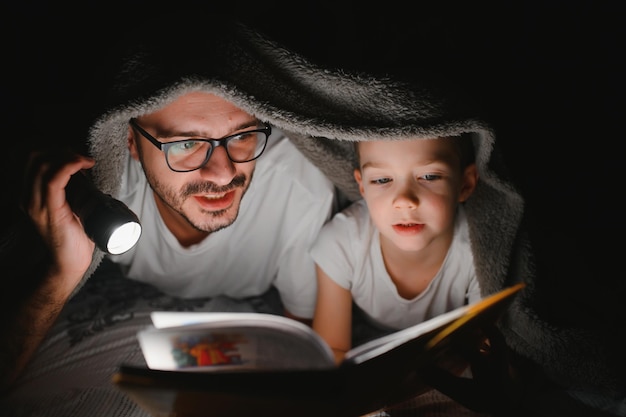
[107, 221, 142, 255]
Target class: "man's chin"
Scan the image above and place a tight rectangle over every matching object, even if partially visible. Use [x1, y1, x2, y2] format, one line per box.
[193, 209, 239, 234]
[185, 181, 249, 233]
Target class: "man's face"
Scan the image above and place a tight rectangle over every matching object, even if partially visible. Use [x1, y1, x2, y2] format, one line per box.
[128, 92, 260, 244]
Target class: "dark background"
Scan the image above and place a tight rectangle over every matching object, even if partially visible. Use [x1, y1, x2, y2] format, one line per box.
[3, 1, 624, 348]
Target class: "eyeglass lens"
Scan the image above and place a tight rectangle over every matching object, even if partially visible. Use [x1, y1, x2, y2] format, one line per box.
[165, 131, 267, 171]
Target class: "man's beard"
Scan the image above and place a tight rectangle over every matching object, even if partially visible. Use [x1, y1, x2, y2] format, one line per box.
[147, 171, 252, 234]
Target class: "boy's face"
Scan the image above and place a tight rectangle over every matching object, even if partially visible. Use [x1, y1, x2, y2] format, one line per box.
[354, 138, 476, 253]
[128, 92, 260, 243]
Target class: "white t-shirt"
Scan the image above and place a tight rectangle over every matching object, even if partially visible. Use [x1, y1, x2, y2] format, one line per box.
[109, 129, 336, 319]
[310, 199, 481, 330]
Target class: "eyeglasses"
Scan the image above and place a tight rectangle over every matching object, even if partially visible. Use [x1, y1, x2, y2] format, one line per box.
[129, 119, 271, 172]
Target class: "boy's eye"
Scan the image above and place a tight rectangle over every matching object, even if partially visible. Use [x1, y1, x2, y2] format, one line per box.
[421, 174, 441, 181]
[371, 178, 392, 185]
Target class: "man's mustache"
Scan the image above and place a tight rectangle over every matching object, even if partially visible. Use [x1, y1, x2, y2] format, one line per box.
[182, 174, 247, 196]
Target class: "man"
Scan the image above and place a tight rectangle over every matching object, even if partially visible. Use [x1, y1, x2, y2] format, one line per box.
[14, 87, 337, 363]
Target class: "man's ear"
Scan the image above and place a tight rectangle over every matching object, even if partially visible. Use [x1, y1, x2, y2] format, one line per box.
[128, 126, 140, 161]
[354, 168, 365, 197]
[459, 163, 478, 202]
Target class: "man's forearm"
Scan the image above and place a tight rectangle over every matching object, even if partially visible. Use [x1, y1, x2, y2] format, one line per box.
[0, 210, 70, 391]
[0, 272, 72, 391]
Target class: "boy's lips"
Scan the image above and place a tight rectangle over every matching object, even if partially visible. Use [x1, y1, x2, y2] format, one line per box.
[392, 223, 425, 235]
[192, 190, 236, 211]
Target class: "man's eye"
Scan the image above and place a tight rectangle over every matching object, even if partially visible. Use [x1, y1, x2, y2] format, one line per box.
[230, 132, 255, 143]
[170, 140, 202, 155]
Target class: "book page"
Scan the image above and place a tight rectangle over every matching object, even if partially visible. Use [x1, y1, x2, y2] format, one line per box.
[343, 304, 470, 365]
[344, 283, 525, 365]
[138, 312, 335, 371]
[150, 311, 298, 329]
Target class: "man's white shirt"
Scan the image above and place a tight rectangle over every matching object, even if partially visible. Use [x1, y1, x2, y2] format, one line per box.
[110, 128, 336, 319]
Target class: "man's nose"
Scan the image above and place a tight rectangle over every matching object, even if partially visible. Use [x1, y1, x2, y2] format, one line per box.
[198, 146, 237, 185]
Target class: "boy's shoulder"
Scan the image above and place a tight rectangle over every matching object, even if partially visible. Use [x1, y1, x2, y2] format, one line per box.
[324, 199, 370, 232]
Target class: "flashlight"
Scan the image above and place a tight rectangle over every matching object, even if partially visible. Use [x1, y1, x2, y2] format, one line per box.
[65, 171, 141, 255]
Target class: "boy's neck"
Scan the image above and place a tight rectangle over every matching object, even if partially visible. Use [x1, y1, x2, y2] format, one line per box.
[380, 231, 453, 299]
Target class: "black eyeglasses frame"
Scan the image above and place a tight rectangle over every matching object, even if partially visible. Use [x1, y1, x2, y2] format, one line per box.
[128, 118, 271, 172]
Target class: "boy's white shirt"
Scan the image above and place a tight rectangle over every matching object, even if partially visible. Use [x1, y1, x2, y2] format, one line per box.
[109, 129, 336, 319]
[311, 199, 481, 330]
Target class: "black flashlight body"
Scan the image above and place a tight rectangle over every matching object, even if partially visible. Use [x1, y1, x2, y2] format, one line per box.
[65, 171, 141, 254]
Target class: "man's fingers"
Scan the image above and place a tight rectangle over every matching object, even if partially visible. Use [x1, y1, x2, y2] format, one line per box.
[21, 147, 96, 238]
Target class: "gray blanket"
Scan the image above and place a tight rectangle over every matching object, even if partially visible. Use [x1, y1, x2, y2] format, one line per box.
[8, 12, 622, 415]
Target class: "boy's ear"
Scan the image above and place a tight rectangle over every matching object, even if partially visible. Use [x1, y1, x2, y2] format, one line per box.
[353, 168, 365, 197]
[459, 163, 478, 202]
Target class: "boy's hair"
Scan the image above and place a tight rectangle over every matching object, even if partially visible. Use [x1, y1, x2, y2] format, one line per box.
[353, 133, 476, 170]
[453, 133, 476, 169]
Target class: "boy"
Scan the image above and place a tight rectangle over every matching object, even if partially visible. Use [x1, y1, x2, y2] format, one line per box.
[311, 135, 479, 363]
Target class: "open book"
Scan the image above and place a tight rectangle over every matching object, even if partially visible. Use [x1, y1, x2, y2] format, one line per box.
[113, 283, 525, 417]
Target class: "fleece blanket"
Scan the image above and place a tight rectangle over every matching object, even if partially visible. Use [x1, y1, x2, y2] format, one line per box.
[5, 13, 622, 417]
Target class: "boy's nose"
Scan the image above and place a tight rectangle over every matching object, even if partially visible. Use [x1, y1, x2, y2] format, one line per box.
[393, 185, 419, 209]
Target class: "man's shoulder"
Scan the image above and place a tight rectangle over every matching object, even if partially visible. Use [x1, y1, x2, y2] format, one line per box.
[257, 130, 334, 191]
[262, 130, 313, 165]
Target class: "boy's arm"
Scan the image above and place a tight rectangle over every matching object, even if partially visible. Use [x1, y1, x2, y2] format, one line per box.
[312, 265, 353, 364]
[284, 309, 312, 327]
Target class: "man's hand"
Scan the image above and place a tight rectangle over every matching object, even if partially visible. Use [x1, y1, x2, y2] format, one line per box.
[22, 148, 96, 297]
